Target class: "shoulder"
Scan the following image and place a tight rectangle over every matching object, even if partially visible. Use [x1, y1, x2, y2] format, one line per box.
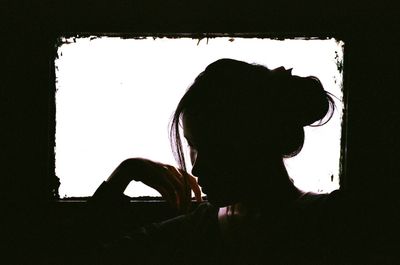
[288, 189, 344, 237]
[294, 189, 342, 211]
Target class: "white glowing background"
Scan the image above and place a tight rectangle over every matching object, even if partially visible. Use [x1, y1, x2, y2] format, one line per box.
[55, 37, 344, 198]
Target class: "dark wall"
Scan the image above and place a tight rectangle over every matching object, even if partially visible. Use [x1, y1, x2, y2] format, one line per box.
[3, 0, 399, 198]
[2, 0, 399, 264]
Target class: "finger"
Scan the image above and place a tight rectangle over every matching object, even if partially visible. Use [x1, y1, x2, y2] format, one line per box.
[140, 166, 180, 208]
[187, 174, 203, 202]
[140, 161, 185, 210]
[152, 184, 179, 210]
[161, 165, 186, 210]
[163, 165, 185, 189]
[176, 168, 202, 202]
[156, 165, 185, 209]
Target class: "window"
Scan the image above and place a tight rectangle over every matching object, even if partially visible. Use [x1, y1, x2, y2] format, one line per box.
[54, 36, 345, 198]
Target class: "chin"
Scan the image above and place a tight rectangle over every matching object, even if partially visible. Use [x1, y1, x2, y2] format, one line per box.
[204, 191, 235, 207]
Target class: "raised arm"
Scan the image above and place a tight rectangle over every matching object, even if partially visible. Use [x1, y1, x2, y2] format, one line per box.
[93, 158, 202, 211]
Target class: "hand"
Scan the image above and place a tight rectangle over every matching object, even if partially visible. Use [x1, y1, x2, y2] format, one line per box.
[106, 158, 203, 211]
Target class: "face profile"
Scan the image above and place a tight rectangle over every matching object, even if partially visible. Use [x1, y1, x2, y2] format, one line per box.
[182, 114, 241, 206]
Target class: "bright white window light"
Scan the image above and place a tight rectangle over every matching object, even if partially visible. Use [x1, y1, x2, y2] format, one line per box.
[55, 37, 344, 198]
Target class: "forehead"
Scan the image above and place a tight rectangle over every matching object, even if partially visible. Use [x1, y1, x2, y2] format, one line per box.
[182, 113, 236, 145]
[182, 114, 209, 139]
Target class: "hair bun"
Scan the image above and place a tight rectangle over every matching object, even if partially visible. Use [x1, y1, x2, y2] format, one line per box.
[289, 76, 335, 127]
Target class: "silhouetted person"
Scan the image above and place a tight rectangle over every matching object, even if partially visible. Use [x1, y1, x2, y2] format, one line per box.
[71, 59, 348, 265]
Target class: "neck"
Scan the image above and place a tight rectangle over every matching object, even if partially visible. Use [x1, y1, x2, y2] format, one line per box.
[230, 159, 303, 215]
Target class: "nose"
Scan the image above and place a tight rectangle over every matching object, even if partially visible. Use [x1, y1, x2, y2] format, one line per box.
[191, 152, 212, 188]
[191, 150, 203, 179]
[191, 157, 200, 177]
[189, 147, 197, 168]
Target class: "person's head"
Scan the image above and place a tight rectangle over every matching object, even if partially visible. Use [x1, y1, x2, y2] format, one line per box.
[170, 58, 335, 207]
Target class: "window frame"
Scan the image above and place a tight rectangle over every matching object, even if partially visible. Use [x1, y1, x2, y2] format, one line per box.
[49, 32, 349, 202]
